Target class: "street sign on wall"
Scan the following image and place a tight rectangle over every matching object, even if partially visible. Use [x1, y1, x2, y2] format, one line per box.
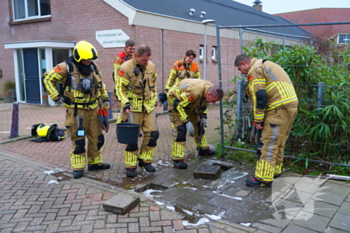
[95, 29, 130, 48]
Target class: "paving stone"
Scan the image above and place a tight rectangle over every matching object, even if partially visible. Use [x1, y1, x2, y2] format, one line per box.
[259, 218, 291, 229]
[313, 191, 347, 206]
[193, 164, 221, 180]
[329, 213, 350, 232]
[195, 203, 225, 215]
[175, 193, 209, 209]
[207, 194, 239, 209]
[282, 223, 319, 233]
[223, 186, 251, 197]
[302, 200, 338, 218]
[324, 226, 349, 233]
[252, 222, 282, 233]
[337, 201, 350, 215]
[322, 180, 350, 196]
[188, 188, 216, 198]
[292, 210, 331, 232]
[103, 193, 140, 215]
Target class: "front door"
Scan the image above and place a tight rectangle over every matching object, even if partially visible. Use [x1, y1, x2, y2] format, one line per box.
[23, 48, 41, 104]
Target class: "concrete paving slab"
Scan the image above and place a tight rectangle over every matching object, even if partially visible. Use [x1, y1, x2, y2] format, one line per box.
[193, 164, 221, 180]
[292, 211, 330, 232]
[301, 200, 339, 218]
[282, 223, 319, 233]
[329, 213, 350, 232]
[103, 193, 140, 215]
[324, 226, 350, 233]
[337, 201, 350, 215]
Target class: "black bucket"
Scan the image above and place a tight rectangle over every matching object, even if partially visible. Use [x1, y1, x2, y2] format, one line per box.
[116, 123, 140, 144]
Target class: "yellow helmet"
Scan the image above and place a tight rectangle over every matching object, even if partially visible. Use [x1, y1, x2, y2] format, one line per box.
[73, 40, 98, 62]
[37, 124, 50, 137]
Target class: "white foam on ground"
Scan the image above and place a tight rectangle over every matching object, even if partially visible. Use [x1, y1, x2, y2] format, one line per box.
[240, 223, 251, 227]
[183, 218, 209, 226]
[48, 180, 59, 184]
[143, 189, 163, 197]
[166, 205, 175, 211]
[43, 170, 55, 175]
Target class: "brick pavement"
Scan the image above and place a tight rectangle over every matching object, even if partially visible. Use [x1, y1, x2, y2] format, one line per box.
[0, 151, 192, 233]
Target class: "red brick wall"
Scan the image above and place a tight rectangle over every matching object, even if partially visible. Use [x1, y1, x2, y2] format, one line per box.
[1, 0, 238, 99]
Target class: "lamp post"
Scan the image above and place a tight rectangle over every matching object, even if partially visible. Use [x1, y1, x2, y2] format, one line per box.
[202, 19, 215, 80]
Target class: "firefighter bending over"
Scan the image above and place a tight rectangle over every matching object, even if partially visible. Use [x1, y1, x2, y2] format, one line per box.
[167, 79, 224, 169]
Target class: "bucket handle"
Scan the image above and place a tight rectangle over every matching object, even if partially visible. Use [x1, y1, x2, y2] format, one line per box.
[129, 112, 134, 124]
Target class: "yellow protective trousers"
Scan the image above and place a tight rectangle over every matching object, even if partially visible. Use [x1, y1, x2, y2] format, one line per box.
[255, 108, 298, 182]
[65, 107, 105, 171]
[120, 111, 158, 168]
[171, 108, 209, 161]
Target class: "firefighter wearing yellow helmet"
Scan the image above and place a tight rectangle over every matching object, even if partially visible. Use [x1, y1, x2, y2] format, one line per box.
[43, 40, 111, 179]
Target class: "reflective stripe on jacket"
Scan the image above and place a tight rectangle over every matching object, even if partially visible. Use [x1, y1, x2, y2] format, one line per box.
[247, 58, 298, 122]
[165, 59, 200, 91]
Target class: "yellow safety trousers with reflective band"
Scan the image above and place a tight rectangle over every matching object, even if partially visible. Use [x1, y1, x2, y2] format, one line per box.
[139, 148, 155, 163]
[124, 151, 139, 168]
[88, 153, 103, 165]
[255, 160, 275, 182]
[70, 153, 86, 170]
[274, 164, 283, 175]
[171, 142, 185, 160]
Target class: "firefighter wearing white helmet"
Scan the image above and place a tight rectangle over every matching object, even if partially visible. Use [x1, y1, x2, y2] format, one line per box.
[43, 40, 111, 179]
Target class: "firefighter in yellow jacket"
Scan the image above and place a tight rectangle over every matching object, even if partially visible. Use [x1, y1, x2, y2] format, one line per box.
[164, 50, 200, 92]
[115, 45, 158, 177]
[167, 79, 224, 169]
[235, 54, 298, 187]
[43, 40, 111, 179]
[113, 39, 136, 83]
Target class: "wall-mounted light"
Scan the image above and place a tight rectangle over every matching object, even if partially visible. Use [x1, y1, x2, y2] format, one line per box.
[200, 11, 206, 18]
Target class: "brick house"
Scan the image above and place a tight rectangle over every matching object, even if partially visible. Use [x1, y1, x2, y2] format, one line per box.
[1, 0, 307, 105]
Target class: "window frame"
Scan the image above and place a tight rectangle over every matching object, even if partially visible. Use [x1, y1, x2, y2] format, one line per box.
[12, 0, 51, 21]
[338, 34, 350, 44]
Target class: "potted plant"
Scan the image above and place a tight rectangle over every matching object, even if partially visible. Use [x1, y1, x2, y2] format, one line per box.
[3, 80, 16, 103]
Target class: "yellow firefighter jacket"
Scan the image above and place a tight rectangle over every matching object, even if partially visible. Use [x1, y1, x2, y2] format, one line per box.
[165, 59, 200, 91]
[43, 59, 108, 109]
[115, 57, 157, 113]
[246, 58, 298, 123]
[167, 79, 212, 123]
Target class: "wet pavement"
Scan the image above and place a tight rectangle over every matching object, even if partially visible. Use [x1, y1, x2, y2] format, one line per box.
[1, 101, 350, 232]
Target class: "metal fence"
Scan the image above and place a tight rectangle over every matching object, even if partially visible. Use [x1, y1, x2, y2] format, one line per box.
[216, 21, 350, 166]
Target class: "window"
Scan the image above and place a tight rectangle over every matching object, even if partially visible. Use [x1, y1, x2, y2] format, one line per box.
[338, 34, 350, 44]
[199, 45, 204, 61]
[211, 46, 217, 61]
[13, 0, 51, 20]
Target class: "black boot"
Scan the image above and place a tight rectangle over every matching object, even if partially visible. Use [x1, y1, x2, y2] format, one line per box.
[88, 163, 111, 171]
[73, 170, 84, 179]
[138, 159, 156, 172]
[126, 167, 137, 177]
[173, 160, 187, 169]
[198, 147, 216, 156]
[245, 177, 272, 187]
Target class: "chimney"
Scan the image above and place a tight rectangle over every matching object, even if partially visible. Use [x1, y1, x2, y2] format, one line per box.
[253, 0, 262, 11]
